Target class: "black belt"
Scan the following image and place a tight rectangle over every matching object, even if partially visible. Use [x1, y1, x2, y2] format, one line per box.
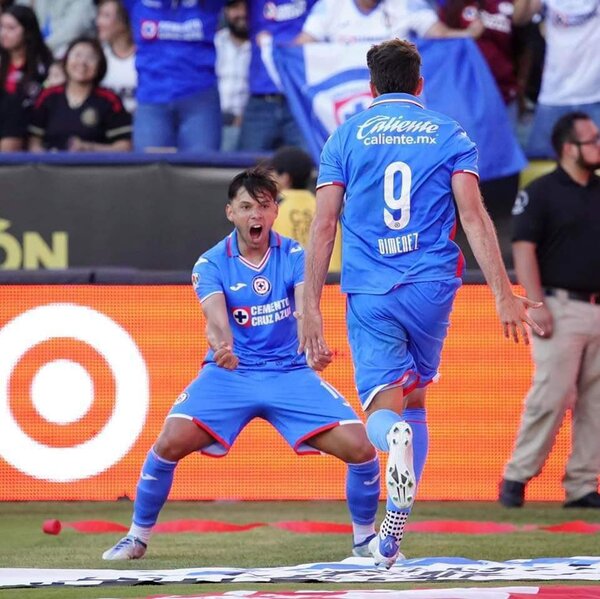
[544, 288, 600, 304]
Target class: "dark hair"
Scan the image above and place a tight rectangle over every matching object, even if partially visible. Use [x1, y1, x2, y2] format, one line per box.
[551, 111, 592, 158]
[366, 38, 421, 95]
[97, 0, 133, 46]
[228, 167, 278, 204]
[63, 37, 107, 87]
[269, 146, 314, 189]
[0, 5, 52, 95]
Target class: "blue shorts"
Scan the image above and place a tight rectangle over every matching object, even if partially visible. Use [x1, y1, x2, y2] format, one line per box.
[168, 363, 361, 456]
[347, 278, 461, 408]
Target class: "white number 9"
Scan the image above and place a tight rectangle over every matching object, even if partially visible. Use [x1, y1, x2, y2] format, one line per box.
[384, 161, 412, 230]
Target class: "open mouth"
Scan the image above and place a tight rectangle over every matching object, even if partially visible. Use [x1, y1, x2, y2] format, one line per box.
[249, 224, 263, 241]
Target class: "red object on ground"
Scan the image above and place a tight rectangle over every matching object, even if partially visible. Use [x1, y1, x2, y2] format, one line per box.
[271, 521, 353, 534]
[406, 520, 520, 534]
[50, 518, 600, 536]
[153, 520, 264, 533]
[540, 520, 600, 534]
[42, 519, 62, 535]
[64, 520, 128, 533]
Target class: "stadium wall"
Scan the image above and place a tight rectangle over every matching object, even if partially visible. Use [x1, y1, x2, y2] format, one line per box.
[0, 283, 571, 502]
[0, 155, 523, 271]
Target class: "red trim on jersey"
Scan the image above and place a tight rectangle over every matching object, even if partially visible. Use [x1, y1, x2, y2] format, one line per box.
[225, 236, 232, 257]
[452, 169, 480, 180]
[294, 421, 340, 455]
[316, 181, 346, 190]
[94, 86, 124, 112]
[34, 85, 65, 109]
[192, 417, 230, 453]
[455, 252, 465, 278]
[449, 219, 464, 277]
[239, 247, 271, 271]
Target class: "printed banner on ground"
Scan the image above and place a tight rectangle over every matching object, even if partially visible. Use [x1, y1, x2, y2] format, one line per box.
[2, 557, 600, 588]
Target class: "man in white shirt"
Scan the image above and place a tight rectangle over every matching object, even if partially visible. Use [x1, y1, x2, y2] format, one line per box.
[215, 0, 251, 151]
[295, 0, 483, 44]
[523, 0, 600, 158]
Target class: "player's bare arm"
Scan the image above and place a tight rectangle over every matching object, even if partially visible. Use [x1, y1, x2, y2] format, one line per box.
[513, 241, 554, 338]
[452, 172, 543, 344]
[294, 282, 332, 372]
[201, 293, 239, 370]
[300, 183, 344, 361]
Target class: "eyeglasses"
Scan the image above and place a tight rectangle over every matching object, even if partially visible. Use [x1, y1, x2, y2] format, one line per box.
[571, 134, 600, 146]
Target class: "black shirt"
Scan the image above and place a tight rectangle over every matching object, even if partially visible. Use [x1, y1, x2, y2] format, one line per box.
[511, 166, 600, 293]
[29, 85, 132, 151]
[0, 90, 27, 139]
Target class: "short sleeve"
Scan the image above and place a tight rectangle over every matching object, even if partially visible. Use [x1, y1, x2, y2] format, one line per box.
[289, 243, 305, 286]
[192, 257, 223, 302]
[451, 128, 479, 179]
[103, 93, 132, 143]
[404, 0, 439, 37]
[316, 128, 345, 189]
[511, 186, 543, 244]
[301, 0, 332, 41]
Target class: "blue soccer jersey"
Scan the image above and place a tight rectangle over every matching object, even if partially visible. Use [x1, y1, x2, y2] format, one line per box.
[192, 230, 306, 367]
[317, 92, 479, 294]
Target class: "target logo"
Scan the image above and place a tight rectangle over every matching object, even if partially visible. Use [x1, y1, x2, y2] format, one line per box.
[0, 304, 149, 482]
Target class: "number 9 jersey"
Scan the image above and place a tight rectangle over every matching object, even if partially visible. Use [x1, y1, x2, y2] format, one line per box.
[317, 92, 479, 295]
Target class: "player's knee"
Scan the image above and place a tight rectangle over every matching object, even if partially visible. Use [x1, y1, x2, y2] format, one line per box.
[405, 387, 426, 409]
[153, 437, 186, 462]
[343, 436, 377, 464]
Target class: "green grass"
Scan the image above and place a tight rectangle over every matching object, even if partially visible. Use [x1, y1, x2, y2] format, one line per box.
[1, 501, 599, 598]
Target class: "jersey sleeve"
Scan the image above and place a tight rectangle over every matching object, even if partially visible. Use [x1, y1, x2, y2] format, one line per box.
[451, 127, 479, 179]
[511, 186, 543, 244]
[301, 0, 332, 41]
[289, 243, 305, 286]
[102, 93, 133, 143]
[316, 128, 345, 189]
[192, 257, 224, 303]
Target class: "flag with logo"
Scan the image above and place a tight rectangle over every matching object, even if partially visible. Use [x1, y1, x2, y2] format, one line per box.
[273, 39, 526, 181]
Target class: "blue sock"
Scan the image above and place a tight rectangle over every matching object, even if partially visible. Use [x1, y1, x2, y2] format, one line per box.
[365, 409, 401, 451]
[132, 449, 177, 528]
[346, 456, 380, 526]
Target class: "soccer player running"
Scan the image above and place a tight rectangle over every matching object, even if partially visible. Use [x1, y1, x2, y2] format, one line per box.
[103, 167, 381, 561]
[299, 39, 543, 569]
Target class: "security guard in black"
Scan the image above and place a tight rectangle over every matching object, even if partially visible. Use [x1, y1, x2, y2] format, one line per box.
[512, 166, 600, 296]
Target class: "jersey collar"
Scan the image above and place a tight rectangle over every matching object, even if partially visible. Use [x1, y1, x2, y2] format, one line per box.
[370, 93, 425, 110]
[225, 229, 282, 258]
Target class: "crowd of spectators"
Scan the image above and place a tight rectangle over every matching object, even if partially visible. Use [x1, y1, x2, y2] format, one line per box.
[0, 0, 598, 159]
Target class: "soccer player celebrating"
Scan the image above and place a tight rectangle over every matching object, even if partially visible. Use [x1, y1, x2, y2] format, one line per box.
[300, 39, 543, 569]
[102, 167, 381, 561]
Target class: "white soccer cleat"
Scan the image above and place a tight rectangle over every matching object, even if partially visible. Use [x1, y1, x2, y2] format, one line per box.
[102, 535, 147, 560]
[352, 533, 377, 557]
[386, 421, 416, 509]
[368, 533, 406, 569]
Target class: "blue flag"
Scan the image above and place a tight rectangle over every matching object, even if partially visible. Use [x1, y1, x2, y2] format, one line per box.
[274, 39, 526, 181]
